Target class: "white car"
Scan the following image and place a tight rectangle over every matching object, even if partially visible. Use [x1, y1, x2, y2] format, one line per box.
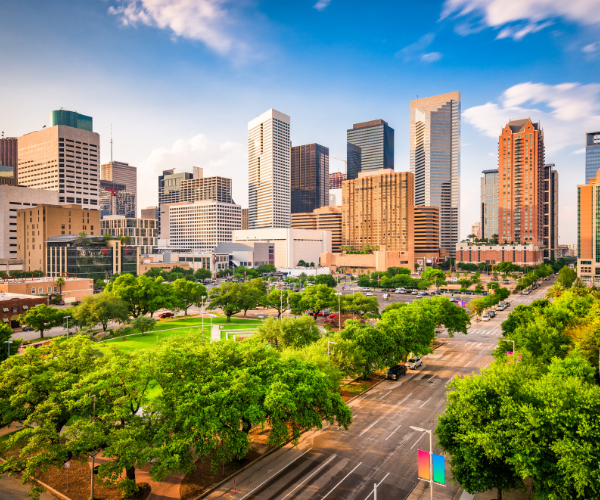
[406, 357, 423, 369]
[482, 314, 490, 321]
[416, 294, 423, 299]
[411, 291, 419, 295]
[365, 292, 374, 296]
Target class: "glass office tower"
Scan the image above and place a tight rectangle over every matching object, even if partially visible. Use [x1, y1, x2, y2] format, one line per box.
[291, 143, 329, 213]
[50, 110, 93, 132]
[480, 169, 499, 239]
[410, 92, 461, 258]
[586, 132, 600, 184]
[346, 119, 394, 180]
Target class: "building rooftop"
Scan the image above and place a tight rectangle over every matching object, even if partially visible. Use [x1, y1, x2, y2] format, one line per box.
[482, 169, 499, 174]
[506, 119, 540, 133]
[0, 292, 42, 301]
[350, 119, 389, 131]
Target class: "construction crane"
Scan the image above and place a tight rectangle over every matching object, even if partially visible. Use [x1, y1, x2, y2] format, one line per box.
[331, 157, 347, 175]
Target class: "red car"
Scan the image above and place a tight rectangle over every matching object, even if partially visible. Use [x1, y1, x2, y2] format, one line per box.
[158, 312, 174, 319]
[327, 313, 338, 319]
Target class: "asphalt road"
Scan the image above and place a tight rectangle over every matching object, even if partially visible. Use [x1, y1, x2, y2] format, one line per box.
[204, 280, 552, 500]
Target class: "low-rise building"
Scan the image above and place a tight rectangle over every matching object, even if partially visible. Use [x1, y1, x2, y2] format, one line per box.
[0, 277, 93, 303]
[0, 292, 49, 327]
[233, 228, 332, 269]
[100, 216, 158, 254]
[162, 251, 230, 275]
[214, 242, 274, 270]
[292, 206, 342, 253]
[137, 261, 191, 274]
[456, 243, 544, 266]
[320, 246, 414, 273]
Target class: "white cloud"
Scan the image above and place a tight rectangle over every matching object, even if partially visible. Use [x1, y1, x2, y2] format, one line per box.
[583, 41, 600, 53]
[441, 0, 600, 40]
[313, 0, 332, 11]
[137, 133, 246, 209]
[463, 81, 600, 153]
[396, 34, 442, 63]
[108, 0, 250, 55]
[572, 148, 586, 154]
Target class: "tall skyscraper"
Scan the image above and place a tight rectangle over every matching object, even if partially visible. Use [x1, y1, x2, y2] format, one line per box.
[497, 119, 545, 245]
[410, 92, 461, 257]
[414, 206, 440, 254]
[543, 164, 559, 259]
[0, 136, 18, 181]
[99, 180, 136, 218]
[157, 168, 193, 230]
[101, 160, 137, 215]
[342, 169, 414, 253]
[577, 169, 600, 284]
[329, 171, 346, 189]
[346, 120, 394, 180]
[50, 109, 93, 132]
[291, 143, 329, 214]
[586, 131, 600, 184]
[248, 109, 291, 229]
[180, 168, 233, 204]
[480, 169, 499, 240]
[18, 125, 100, 210]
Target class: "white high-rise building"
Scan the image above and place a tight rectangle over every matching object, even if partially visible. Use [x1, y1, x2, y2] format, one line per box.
[410, 92, 461, 258]
[248, 109, 291, 229]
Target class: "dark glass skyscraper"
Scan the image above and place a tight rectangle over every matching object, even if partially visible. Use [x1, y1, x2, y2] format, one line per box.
[291, 143, 329, 213]
[586, 131, 600, 184]
[50, 109, 93, 132]
[346, 119, 394, 180]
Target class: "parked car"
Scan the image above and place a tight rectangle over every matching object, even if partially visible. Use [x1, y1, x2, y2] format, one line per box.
[488, 310, 496, 318]
[365, 292, 374, 296]
[72, 301, 81, 306]
[58, 300, 65, 305]
[482, 314, 490, 321]
[481, 291, 488, 296]
[158, 312, 174, 319]
[327, 313, 338, 319]
[21, 326, 32, 331]
[411, 291, 419, 295]
[386, 364, 408, 380]
[466, 291, 474, 295]
[416, 294, 423, 299]
[406, 357, 423, 369]
[421, 291, 429, 296]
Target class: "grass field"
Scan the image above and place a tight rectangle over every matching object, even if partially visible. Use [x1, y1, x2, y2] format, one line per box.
[101, 316, 263, 354]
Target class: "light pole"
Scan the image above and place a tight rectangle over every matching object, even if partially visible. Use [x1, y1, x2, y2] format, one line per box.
[64, 315, 71, 340]
[504, 339, 515, 353]
[410, 426, 433, 500]
[201, 298, 205, 331]
[327, 341, 338, 356]
[90, 449, 99, 500]
[4, 340, 13, 358]
[336, 292, 342, 330]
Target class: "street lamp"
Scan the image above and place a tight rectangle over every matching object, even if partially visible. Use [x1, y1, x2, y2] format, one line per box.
[64, 315, 71, 340]
[336, 292, 342, 330]
[4, 340, 13, 358]
[410, 426, 434, 500]
[504, 339, 516, 353]
[327, 341, 338, 356]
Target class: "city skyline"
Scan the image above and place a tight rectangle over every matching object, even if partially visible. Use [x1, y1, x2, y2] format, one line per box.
[2, 0, 600, 243]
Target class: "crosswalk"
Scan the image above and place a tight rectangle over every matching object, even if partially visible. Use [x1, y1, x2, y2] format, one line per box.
[466, 327, 503, 336]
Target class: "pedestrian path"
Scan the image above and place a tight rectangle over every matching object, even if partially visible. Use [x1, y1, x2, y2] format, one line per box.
[466, 328, 503, 336]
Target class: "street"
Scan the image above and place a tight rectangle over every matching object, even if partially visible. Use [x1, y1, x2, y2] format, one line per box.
[203, 281, 550, 500]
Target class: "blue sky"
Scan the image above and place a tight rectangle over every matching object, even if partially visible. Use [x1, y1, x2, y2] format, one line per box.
[2, 0, 600, 244]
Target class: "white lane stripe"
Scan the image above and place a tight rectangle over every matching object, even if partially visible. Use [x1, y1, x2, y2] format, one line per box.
[321, 462, 362, 500]
[380, 391, 391, 399]
[428, 374, 437, 382]
[465, 361, 472, 367]
[362, 472, 391, 500]
[397, 392, 413, 406]
[384, 425, 401, 441]
[281, 454, 337, 500]
[420, 398, 432, 408]
[239, 449, 312, 500]
[479, 349, 487, 355]
[410, 432, 426, 449]
[359, 419, 381, 437]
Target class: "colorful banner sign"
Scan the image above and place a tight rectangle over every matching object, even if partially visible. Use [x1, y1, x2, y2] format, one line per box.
[418, 450, 430, 480]
[432, 453, 445, 484]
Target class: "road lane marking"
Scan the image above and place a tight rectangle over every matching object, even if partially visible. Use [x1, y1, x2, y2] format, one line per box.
[428, 374, 437, 382]
[380, 391, 391, 399]
[359, 419, 381, 437]
[410, 432, 426, 449]
[478, 349, 487, 355]
[384, 426, 401, 441]
[362, 472, 391, 500]
[281, 454, 337, 500]
[397, 393, 413, 406]
[420, 398, 431, 408]
[321, 462, 362, 500]
[239, 449, 312, 500]
[465, 361, 472, 367]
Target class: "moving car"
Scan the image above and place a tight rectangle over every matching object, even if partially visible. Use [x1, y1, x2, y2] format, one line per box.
[411, 291, 419, 295]
[416, 294, 423, 299]
[386, 364, 408, 380]
[158, 312, 174, 319]
[365, 292, 374, 296]
[327, 313, 338, 319]
[482, 314, 490, 321]
[488, 310, 496, 318]
[406, 357, 423, 369]
[21, 326, 33, 331]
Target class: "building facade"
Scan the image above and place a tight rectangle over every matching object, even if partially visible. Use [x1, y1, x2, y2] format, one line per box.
[241, 208, 249, 230]
[585, 132, 600, 184]
[498, 119, 545, 245]
[180, 168, 233, 204]
[160, 200, 241, 253]
[233, 228, 332, 268]
[141, 206, 158, 220]
[160, 250, 232, 275]
[480, 169, 499, 240]
[543, 164, 559, 259]
[329, 171, 346, 189]
[17, 204, 101, 273]
[347, 119, 394, 180]
[321, 247, 413, 274]
[214, 242, 274, 271]
[471, 222, 481, 239]
[50, 109, 93, 132]
[291, 143, 329, 214]
[0, 185, 59, 262]
[158, 169, 193, 229]
[329, 188, 342, 207]
[414, 206, 440, 253]
[456, 243, 544, 266]
[0, 292, 49, 327]
[100, 216, 158, 255]
[0, 137, 18, 180]
[18, 125, 100, 210]
[410, 92, 461, 257]
[342, 169, 414, 253]
[99, 179, 136, 218]
[248, 109, 291, 229]
[577, 169, 600, 284]
[101, 161, 137, 215]
[292, 206, 342, 253]
[0, 278, 93, 303]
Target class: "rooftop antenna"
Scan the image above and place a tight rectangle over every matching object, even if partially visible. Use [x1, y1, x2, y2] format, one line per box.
[110, 124, 113, 162]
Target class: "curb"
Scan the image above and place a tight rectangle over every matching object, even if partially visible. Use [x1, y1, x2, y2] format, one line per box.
[0, 456, 73, 500]
[192, 376, 387, 500]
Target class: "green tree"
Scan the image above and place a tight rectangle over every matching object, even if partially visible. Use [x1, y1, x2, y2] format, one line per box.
[266, 289, 295, 319]
[426, 297, 470, 335]
[170, 278, 207, 315]
[18, 304, 66, 339]
[253, 316, 321, 350]
[341, 292, 380, 318]
[357, 274, 371, 287]
[421, 268, 446, 285]
[557, 266, 577, 288]
[131, 316, 157, 336]
[256, 264, 276, 274]
[105, 274, 167, 318]
[207, 282, 245, 322]
[194, 267, 212, 280]
[0, 324, 21, 361]
[314, 274, 337, 288]
[386, 267, 411, 276]
[340, 321, 396, 378]
[239, 281, 266, 317]
[72, 293, 129, 331]
[234, 266, 259, 280]
[55, 277, 65, 294]
[300, 284, 336, 317]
